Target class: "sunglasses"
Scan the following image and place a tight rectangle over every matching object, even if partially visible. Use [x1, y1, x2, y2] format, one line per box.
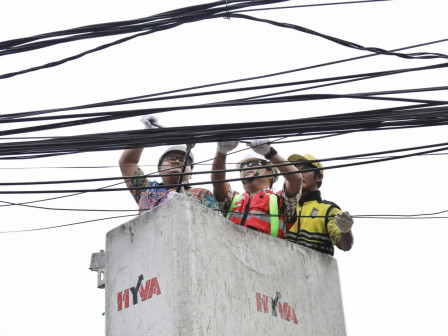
[240, 160, 267, 170]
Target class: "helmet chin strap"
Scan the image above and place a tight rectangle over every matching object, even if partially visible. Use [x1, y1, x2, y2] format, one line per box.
[242, 167, 264, 184]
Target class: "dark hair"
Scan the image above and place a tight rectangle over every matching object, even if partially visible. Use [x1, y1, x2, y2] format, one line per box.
[313, 169, 323, 189]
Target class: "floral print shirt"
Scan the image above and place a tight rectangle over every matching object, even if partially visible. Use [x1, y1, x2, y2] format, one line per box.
[130, 168, 219, 214]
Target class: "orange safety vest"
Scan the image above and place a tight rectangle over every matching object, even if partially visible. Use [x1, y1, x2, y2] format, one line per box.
[226, 190, 285, 238]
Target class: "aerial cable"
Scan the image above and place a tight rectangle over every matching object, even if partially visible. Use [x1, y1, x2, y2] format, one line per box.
[0, 214, 137, 234]
[0, 139, 447, 187]
[230, 13, 448, 60]
[1, 1, 447, 80]
[2, 208, 448, 234]
[0, 1, 285, 79]
[0, 0, 268, 53]
[1, 104, 448, 158]
[0, 96, 448, 140]
[1, 88, 448, 137]
[1, 143, 446, 194]
[0, 200, 138, 213]
[234, 64, 448, 103]
[2, 39, 447, 121]
[233, 0, 391, 13]
[2, 61, 448, 123]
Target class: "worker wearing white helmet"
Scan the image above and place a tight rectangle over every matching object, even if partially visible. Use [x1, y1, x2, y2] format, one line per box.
[211, 139, 302, 238]
[284, 154, 354, 255]
[119, 114, 219, 214]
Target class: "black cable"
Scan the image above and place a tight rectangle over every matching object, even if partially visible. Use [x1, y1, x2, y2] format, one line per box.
[0, 141, 446, 194]
[1, 101, 448, 159]
[2, 208, 447, 234]
[230, 13, 448, 60]
[2, 38, 447, 122]
[1, 0, 447, 80]
[233, 0, 391, 13]
[1, 139, 447, 186]
[1, 86, 448, 138]
[0, 214, 137, 233]
[3, 61, 448, 124]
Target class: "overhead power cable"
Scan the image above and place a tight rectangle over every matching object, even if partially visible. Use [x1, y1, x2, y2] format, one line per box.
[0, 140, 447, 187]
[233, 0, 391, 13]
[1, 86, 448, 137]
[0, 141, 446, 194]
[0, 101, 448, 159]
[2, 208, 448, 234]
[0, 0, 446, 80]
[2, 61, 448, 123]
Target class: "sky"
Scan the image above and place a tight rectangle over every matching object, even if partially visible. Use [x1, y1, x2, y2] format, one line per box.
[0, 0, 447, 335]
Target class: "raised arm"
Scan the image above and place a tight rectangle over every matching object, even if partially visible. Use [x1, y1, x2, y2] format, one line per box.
[119, 147, 144, 189]
[119, 114, 158, 189]
[249, 139, 302, 197]
[268, 152, 302, 197]
[211, 141, 239, 201]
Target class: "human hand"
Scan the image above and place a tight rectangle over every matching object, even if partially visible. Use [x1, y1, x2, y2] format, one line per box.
[249, 139, 271, 156]
[140, 114, 158, 129]
[217, 141, 239, 154]
[334, 211, 354, 233]
[167, 190, 187, 200]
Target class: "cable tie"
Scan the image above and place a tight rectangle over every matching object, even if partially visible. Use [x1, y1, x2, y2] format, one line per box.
[224, 0, 230, 20]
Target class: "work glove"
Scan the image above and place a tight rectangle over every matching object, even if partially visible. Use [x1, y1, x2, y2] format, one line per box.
[140, 114, 158, 129]
[167, 187, 186, 200]
[217, 141, 239, 154]
[249, 139, 271, 156]
[334, 211, 354, 233]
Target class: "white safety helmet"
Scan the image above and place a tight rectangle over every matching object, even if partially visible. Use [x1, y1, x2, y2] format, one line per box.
[158, 145, 194, 169]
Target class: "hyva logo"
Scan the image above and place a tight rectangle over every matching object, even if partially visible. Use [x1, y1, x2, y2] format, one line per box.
[117, 274, 161, 311]
[256, 292, 298, 324]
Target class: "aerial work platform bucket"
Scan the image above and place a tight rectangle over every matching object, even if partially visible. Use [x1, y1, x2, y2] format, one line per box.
[100, 197, 346, 335]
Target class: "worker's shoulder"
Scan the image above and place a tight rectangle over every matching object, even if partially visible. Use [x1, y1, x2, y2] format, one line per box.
[318, 197, 341, 210]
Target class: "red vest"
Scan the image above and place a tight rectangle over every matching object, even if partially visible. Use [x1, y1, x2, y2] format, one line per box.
[227, 190, 286, 238]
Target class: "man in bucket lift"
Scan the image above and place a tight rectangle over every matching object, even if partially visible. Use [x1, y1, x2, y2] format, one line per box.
[284, 154, 354, 255]
[211, 140, 302, 238]
[119, 114, 219, 214]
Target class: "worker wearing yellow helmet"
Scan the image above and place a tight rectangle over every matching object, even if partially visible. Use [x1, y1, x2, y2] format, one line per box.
[284, 154, 354, 255]
[211, 139, 302, 238]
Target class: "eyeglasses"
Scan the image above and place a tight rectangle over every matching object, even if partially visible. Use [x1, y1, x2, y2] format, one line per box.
[240, 160, 267, 170]
[163, 155, 191, 165]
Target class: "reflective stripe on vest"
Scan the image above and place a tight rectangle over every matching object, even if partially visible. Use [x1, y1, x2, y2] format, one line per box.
[227, 193, 279, 237]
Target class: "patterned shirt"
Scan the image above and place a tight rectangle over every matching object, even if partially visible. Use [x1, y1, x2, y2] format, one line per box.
[130, 168, 219, 214]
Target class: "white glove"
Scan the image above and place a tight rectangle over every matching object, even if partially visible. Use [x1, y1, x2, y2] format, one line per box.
[217, 141, 239, 154]
[140, 114, 158, 129]
[334, 211, 354, 233]
[167, 189, 187, 200]
[249, 139, 271, 156]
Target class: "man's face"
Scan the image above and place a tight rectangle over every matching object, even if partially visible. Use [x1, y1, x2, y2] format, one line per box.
[240, 160, 272, 181]
[159, 153, 192, 176]
[295, 163, 321, 192]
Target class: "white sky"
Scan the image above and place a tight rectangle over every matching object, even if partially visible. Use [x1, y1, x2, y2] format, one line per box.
[0, 0, 447, 335]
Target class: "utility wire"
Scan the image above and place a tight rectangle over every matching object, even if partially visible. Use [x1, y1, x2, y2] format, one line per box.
[0, 141, 446, 194]
[2, 207, 447, 234]
[2, 38, 447, 122]
[1, 101, 448, 159]
[1, 0, 447, 80]
[2, 61, 448, 124]
[233, 0, 391, 13]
